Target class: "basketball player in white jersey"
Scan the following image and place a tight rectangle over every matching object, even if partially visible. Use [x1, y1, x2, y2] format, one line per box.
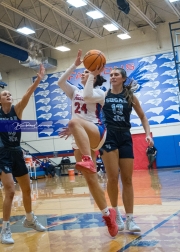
[58, 50, 118, 237]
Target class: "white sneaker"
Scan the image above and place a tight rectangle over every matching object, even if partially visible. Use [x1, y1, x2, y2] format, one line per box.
[0, 226, 14, 244]
[126, 217, 141, 232]
[116, 212, 124, 231]
[23, 215, 46, 232]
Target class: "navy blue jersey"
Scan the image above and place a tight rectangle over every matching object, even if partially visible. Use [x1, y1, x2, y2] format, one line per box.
[0, 105, 21, 147]
[102, 89, 132, 129]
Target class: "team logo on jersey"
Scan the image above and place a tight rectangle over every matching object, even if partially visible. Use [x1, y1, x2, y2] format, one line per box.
[4, 166, 10, 171]
[74, 94, 84, 101]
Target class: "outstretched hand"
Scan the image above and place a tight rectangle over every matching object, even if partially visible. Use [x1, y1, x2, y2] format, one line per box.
[58, 127, 71, 140]
[37, 64, 45, 80]
[75, 49, 83, 67]
[146, 135, 154, 147]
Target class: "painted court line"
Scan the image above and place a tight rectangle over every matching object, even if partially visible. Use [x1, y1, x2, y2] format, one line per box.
[117, 210, 180, 252]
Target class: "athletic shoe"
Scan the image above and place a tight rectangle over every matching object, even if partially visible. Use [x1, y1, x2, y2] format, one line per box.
[0, 225, 14, 244]
[126, 217, 141, 232]
[23, 215, 46, 232]
[75, 155, 96, 174]
[102, 208, 118, 237]
[116, 212, 124, 231]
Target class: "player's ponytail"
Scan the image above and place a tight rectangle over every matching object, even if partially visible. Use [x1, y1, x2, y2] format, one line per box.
[94, 75, 107, 88]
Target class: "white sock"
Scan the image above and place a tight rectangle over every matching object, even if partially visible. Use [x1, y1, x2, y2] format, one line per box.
[26, 212, 34, 221]
[101, 207, 110, 216]
[2, 221, 10, 229]
[113, 206, 121, 215]
[126, 213, 133, 219]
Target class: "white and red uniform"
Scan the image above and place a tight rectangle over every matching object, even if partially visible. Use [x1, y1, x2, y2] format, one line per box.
[58, 64, 106, 151]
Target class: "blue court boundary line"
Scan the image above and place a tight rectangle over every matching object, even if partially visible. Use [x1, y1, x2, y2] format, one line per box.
[117, 210, 180, 252]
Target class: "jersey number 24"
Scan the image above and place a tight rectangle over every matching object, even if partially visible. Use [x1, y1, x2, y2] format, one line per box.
[74, 102, 87, 114]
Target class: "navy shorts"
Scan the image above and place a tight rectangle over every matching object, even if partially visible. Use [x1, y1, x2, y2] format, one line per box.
[101, 128, 134, 159]
[0, 147, 28, 177]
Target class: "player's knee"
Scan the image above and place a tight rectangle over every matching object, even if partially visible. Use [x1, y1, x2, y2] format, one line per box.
[108, 176, 119, 185]
[122, 177, 132, 186]
[68, 119, 79, 129]
[5, 188, 15, 199]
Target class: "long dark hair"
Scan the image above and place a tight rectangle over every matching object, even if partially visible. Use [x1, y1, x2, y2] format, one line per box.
[94, 75, 107, 88]
[111, 68, 135, 106]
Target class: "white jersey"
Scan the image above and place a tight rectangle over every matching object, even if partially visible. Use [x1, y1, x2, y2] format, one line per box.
[58, 63, 105, 125]
[58, 63, 106, 150]
[72, 88, 102, 124]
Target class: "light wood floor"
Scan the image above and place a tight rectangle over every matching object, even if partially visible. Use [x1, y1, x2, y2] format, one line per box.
[0, 168, 180, 252]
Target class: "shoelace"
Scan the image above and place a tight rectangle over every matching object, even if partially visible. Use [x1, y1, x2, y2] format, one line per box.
[33, 217, 43, 227]
[82, 156, 91, 162]
[127, 218, 136, 226]
[4, 229, 11, 238]
[116, 215, 123, 224]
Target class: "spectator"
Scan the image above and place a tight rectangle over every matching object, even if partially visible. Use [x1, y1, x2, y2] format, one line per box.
[40, 159, 49, 177]
[146, 146, 157, 169]
[41, 157, 57, 177]
[46, 157, 57, 177]
[96, 154, 105, 174]
[61, 156, 71, 165]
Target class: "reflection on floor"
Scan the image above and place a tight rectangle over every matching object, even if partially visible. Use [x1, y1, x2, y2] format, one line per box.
[0, 168, 180, 251]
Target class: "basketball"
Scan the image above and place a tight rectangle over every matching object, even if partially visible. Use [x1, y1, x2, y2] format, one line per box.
[83, 50, 106, 71]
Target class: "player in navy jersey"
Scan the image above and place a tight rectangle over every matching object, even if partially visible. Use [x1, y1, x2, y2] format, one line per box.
[0, 65, 46, 244]
[58, 50, 119, 237]
[100, 67, 154, 233]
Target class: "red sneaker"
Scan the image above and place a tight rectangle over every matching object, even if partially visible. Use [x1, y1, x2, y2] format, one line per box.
[103, 209, 118, 237]
[75, 155, 96, 174]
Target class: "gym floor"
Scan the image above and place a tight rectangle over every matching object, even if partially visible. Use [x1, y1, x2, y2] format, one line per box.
[0, 168, 180, 252]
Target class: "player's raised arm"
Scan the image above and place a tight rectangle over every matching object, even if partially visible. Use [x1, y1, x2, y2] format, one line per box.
[58, 49, 83, 99]
[83, 65, 105, 105]
[15, 64, 45, 119]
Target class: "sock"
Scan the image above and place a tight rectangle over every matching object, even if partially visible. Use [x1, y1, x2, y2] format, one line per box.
[113, 206, 121, 215]
[26, 212, 34, 221]
[2, 221, 10, 229]
[126, 213, 133, 219]
[101, 207, 110, 216]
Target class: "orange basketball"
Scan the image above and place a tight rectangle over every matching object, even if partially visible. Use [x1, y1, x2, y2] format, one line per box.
[83, 50, 106, 71]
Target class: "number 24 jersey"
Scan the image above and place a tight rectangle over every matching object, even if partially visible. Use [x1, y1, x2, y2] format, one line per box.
[71, 88, 103, 124]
